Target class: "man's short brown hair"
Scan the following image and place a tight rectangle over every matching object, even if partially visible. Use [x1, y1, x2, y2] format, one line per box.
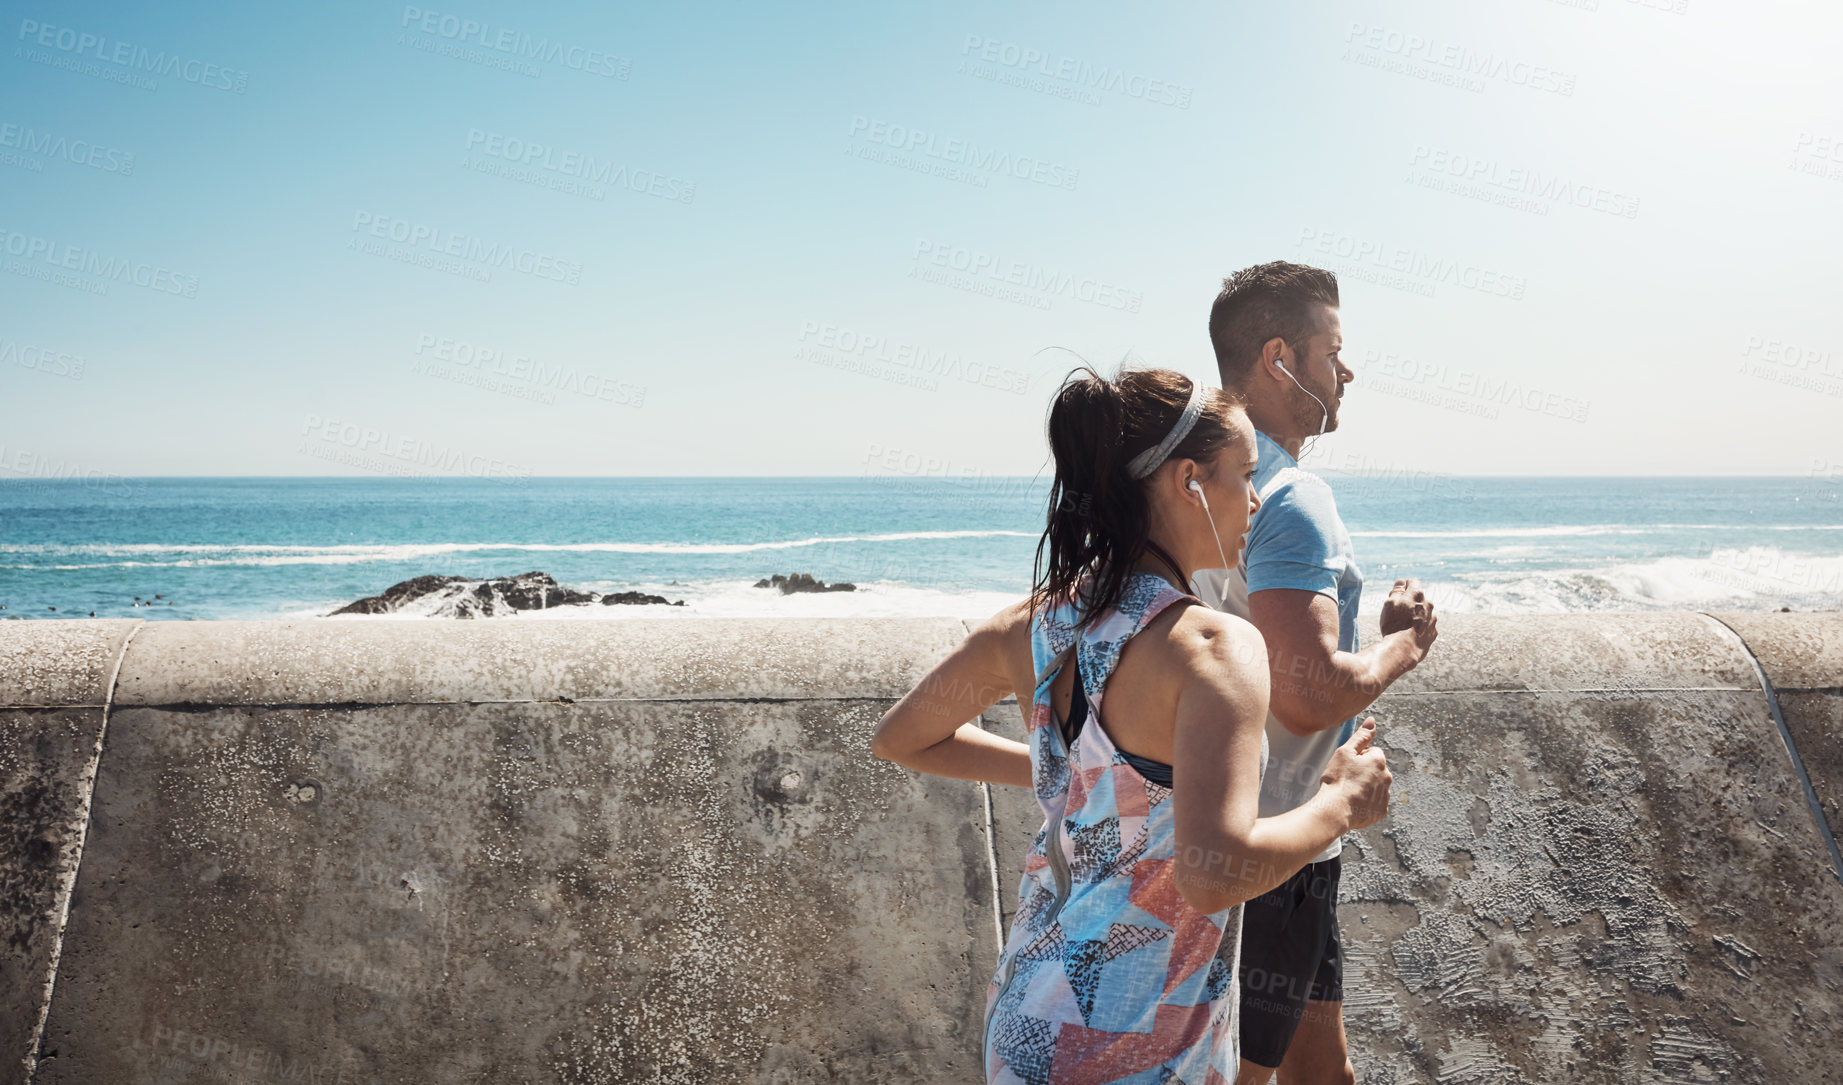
[1209, 262, 1340, 388]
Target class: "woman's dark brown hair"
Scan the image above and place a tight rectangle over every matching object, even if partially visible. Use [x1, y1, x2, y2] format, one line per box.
[1029, 366, 1244, 627]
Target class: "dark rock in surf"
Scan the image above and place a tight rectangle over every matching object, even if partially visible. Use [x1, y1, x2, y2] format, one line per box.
[753, 573, 856, 594]
[331, 571, 598, 619]
[331, 575, 467, 615]
[602, 591, 685, 607]
[494, 570, 598, 611]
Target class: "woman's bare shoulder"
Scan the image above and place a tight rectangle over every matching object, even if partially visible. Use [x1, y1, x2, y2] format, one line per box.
[964, 597, 1039, 674]
[969, 597, 1041, 699]
[971, 597, 1035, 640]
[1160, 601, 1268, 679]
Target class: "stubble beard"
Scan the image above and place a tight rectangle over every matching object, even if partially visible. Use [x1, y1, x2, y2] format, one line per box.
[1296, 380, 1340, 436]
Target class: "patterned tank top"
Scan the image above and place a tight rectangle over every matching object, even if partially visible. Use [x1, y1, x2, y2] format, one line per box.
[984, 571, 1260, 1085]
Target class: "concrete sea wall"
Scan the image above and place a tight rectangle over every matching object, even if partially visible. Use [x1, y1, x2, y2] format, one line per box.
[2, 613, 1840, 1084]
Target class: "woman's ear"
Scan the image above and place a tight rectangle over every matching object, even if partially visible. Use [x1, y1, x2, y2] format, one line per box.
[1174, 460, 1204, 501]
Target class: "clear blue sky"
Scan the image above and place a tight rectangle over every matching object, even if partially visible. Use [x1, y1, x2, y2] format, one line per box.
[3, 0, 1840, 477]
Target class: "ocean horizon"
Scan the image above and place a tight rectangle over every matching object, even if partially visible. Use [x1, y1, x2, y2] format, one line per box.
[2, 475, 1839, 622]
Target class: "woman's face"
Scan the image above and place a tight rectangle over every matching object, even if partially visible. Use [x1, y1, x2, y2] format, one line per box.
[1202, 413, 1262, 566]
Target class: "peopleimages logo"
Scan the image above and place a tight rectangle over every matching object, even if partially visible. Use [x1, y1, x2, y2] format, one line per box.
[1363, 348, 1589, 422]
[15, 19, 249, 93]
[398, 7, 630, 79]
[1, 340, 87, 380]
[797, 319, 1032, 395]
[1790, 131, 1843, 185]
[1794, 132, 1843, 164]
[1738, 334, 1843, 397]
[348, 211, 584, 285]
[464, 130, 695, 203]
[0, 445, 143, 498]
[1808, 458, 1843, 504]
[0, 228, 199, 297]
[131, 1021, 363, 1083]
[1310, 452, 1476, 501]
[910, 240, 1144, 313]
[1742, 335, 1841, 377]
[1342, 22, 1575, 97]
[0, 121, 134, 174]
[847, 116, 1078, 191]
[413, 333, 645, 407]
[299, 415, 532, 484]
[1408, 145, 1639, 219]
[958, 34, 1192, 109]
[1297, 226, 1526, 301]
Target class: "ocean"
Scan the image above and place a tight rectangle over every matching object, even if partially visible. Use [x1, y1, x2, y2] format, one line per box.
[1, 476, 1839, 622]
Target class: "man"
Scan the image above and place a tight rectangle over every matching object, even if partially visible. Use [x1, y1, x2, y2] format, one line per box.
[1198, 262, 1440, 1085]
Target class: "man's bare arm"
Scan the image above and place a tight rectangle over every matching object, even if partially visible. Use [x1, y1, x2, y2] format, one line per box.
[1248, 578, 1437, 737]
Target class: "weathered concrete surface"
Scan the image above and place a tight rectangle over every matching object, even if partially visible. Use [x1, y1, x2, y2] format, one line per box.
[7, 614, 1843, 1084]
[1339, 689, 1842, 1084]
[1715, 612, 1843, 848]
[1715, 612, 1843, 692]
[1385, 612, 1761, 694]
[40, 703, 994, 1084]
[111, 618, 962, 706]
[0, 620, 136, 1084]
[1334, 615, 1841, 1084]
[982, 614, 1843, 1083]
[0, 619, 138, 708]
[31, 619, 991, 1085]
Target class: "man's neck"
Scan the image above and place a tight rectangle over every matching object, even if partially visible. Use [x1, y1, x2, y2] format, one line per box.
[1243, 404, 1306, 460]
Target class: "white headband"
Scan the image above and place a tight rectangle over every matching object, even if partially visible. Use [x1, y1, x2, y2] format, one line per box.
[1125, 381, 1209, 480]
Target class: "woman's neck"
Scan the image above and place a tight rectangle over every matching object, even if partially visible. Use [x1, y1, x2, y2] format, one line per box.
[1130, 537, 1190, 593]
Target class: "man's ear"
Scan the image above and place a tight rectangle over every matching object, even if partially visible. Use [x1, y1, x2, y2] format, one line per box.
[1260, 336, 1288, 379]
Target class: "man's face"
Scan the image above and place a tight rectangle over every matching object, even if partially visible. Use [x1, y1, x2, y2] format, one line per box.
[1291, 306, 1351, 433]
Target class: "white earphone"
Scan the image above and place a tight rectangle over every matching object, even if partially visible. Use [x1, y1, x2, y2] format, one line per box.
[1187, 478, 1233, 572]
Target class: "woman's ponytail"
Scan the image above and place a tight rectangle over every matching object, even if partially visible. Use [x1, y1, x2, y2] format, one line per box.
[1029, 366, 1241, 627]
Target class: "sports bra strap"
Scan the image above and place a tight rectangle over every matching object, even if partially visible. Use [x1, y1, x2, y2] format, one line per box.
[1062, 652, 1091, 748]
[1058, 650, 1175, 788]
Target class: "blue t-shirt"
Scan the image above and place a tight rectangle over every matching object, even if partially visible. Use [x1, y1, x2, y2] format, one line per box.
[1193, 430, 1363, 861]
[1242, 431, 1364, 748]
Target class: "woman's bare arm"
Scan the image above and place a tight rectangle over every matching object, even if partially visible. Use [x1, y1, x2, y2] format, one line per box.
[1168, 610, 1391, 911]
[870, 602, 1034, 788]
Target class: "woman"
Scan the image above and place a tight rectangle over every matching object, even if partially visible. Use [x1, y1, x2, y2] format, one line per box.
[871, 367, 1392, 1084]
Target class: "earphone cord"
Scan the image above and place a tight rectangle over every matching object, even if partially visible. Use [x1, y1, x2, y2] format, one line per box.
[1280, 361, 1329, 462]
[1161, 485, 1236, 597]
[1200, 501, 1233, 573]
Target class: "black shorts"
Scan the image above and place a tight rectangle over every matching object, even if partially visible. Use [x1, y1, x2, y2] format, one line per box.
[1237, 855, 1343, 1069]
